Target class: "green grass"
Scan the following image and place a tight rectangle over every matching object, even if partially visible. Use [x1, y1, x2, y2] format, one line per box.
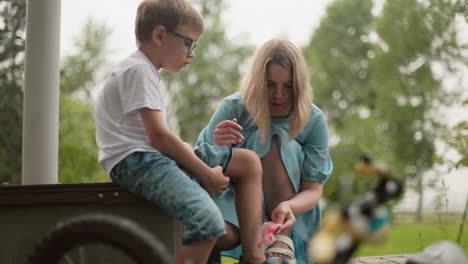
[355, 219, 468, 256]
[220, 212, 467, 263]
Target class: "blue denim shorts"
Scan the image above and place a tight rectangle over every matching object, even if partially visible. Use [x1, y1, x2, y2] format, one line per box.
[110, 143, 232, 245]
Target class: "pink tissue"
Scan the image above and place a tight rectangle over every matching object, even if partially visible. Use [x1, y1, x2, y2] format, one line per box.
[259, 222, 281, 250]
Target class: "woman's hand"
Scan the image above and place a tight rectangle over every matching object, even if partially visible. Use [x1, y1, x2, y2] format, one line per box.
[213, 119, 244, 146]
[270, 201, 296, 233]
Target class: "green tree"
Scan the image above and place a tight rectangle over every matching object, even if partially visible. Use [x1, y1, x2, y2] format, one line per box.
[303, 0, 467, 214]
[60, 19, 111, 98]
[161, 0, 253, 144]
[371, 0, 466, 221]
[58, 18, 111, 183]
[442, 98, 468, 169]
[303, 0, 377, 203]
[0, 0, 26, 184]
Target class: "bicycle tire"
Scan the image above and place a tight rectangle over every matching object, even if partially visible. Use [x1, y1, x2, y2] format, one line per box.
[25, 213, 174, 264]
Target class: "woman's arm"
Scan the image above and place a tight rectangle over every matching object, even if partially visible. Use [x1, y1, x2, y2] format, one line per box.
[270, 180, 323, 232]
[285, 179, 323, 216]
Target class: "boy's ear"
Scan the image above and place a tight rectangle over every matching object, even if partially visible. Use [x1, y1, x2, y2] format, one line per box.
[152, 25, 166, 46]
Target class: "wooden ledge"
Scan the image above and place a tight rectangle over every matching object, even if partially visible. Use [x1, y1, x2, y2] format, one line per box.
[0, 182, 148, 206]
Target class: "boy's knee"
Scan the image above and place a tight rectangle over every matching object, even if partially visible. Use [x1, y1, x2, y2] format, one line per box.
[216, 223, 240, 250]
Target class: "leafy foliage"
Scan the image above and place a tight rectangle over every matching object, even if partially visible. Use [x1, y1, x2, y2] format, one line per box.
[0, 0, 26, 184]
[443, 99, 468, 169]
[161, 0, 253, 144]
[60, 19, 111, 98]
[58, 18, 110, 183]
[370, 0, 464, 182]
[58, 96, 107, 183]
[304, 0, 467, 205]
[303, 0, 378, 202]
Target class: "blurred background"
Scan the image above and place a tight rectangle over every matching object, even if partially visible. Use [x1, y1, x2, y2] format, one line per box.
[0, 0, 466, 256]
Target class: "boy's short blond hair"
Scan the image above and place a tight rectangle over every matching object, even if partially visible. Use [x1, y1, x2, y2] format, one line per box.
[135, 0, 204, 43]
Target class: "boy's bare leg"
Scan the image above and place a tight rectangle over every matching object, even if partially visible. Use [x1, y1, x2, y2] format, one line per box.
[225, 148, 266, 263]
[215, 221, 240, 250]
[262, 135, 294, 259]
[176, 238, 216, 264]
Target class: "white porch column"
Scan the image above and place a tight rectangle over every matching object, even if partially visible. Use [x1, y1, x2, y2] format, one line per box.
[22, 0, 61, 184]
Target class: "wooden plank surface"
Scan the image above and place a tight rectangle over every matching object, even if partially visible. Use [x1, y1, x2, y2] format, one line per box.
[0, 182, 146, 205]
[352, 254, 415, 264]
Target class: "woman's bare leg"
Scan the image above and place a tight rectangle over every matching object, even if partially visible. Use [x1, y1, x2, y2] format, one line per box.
[262, 135, 295, 259]
[224, 148, 266, 263]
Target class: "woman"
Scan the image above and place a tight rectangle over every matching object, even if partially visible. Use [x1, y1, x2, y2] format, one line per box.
[197, 39, 333, 264]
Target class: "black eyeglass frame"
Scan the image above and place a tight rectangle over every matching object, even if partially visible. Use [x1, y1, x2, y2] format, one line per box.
[169, 31, 197, 53]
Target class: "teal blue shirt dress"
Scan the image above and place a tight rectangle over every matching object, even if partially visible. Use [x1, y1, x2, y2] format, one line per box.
[196, 92, 333, 263]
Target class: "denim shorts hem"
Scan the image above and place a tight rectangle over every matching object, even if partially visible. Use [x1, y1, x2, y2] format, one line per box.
[182, 227, 226, 245]
[194, 143, 232, 173]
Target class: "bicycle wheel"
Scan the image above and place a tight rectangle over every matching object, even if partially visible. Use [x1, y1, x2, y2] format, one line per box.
[26, 213, 174, 264]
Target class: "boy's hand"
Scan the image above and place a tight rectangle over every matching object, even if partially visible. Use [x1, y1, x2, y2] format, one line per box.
[270, 201, 296, 233]
[201, 166, 230, 197]
[213, 119, 243, 146]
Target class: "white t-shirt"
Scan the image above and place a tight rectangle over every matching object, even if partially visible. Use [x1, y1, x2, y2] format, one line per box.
[94, 50, 167, 174]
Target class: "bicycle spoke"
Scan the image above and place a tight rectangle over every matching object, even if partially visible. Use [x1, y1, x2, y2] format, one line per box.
[78, 247, 85, 264]
[63, 255, 76, 264]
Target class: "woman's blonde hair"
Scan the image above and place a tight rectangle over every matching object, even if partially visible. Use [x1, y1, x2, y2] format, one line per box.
[135, 0, 204, 43]
[241, 39, 313, 143]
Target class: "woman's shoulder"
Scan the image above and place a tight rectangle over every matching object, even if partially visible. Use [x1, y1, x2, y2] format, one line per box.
[310, 104, 326, 122]
[223, 91, 242, 103]
[293, 104, 329, 142]
[220, 92, 246, 111]
[299, 104, 328, 135]
[221, 92, 254, 126]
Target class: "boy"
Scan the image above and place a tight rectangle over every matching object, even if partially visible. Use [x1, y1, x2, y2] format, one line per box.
[93, 0, 266, 263]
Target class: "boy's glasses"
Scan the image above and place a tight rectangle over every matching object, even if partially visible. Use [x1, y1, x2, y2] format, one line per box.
[169, 31, 197, 53]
